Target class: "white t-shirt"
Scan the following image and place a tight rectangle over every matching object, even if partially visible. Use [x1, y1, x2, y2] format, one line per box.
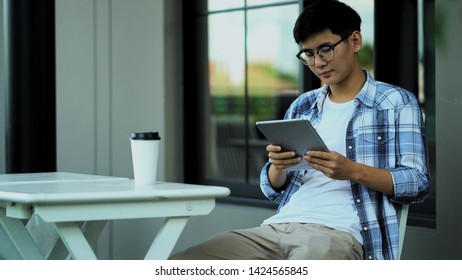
[263, 95, 363, 244]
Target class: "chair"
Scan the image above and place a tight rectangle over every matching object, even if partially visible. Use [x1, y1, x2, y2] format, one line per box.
[397, 204, 410, 259]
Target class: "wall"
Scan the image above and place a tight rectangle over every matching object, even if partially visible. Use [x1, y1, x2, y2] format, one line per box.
[56, 0, 166, 179]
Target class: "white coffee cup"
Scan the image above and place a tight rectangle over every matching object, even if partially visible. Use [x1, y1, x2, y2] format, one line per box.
[130, 131, 161, 185]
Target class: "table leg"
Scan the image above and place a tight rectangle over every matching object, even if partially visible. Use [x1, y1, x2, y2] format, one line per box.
[81, 220, 108, 248]
[144, 216, 189, 260]
[48, 220, 107, 260]
[0, 208, 44, 260]
[53, 222, 98, 260]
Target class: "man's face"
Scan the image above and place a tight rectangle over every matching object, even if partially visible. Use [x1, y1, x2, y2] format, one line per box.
[301, 29, 357, 86]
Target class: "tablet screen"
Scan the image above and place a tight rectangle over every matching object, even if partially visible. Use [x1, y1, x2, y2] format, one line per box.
[256, 119, 328, 171]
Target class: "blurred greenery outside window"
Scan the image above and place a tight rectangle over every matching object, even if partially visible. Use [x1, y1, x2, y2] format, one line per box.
[204, 1, 300, 186]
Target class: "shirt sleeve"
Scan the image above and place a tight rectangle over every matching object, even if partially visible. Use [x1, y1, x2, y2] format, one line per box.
[260, 160, 306, 209]
[389, 98, 430, 204]
[260, 161, 283, 202]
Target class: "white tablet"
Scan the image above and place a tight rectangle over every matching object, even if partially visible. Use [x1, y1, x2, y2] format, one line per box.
[256, 118, 329, 171]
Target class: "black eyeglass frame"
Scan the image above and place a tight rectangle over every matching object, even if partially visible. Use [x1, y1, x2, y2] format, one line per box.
[296, 32, 353, 66]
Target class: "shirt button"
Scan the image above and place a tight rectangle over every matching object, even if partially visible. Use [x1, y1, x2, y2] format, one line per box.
[356, 199, 361, 203]
[348, 145, 353, 150]
[377, 136, 382, 141]
[363, 226, 368, 231]
[368, 256, 373, 260]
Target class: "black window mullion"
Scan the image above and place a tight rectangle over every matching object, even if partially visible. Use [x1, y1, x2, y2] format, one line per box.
[299, 0, 321, 92]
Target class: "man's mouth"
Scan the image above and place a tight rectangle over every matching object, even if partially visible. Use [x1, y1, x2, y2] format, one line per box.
[319, 70, 332, 78]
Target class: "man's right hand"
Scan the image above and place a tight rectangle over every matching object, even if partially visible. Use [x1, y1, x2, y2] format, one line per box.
[266, 144, 302, 170]
[266, 144, 302, 189]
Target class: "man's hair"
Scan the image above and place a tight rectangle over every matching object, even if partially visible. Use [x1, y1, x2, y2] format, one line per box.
[293, 0, 362, 44]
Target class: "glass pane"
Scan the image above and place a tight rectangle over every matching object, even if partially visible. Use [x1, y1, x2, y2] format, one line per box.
[205, 12, 246, 182]
[344, 0, 374, 72]
[208, 0, 244, 11]
[247, 4, 300, 183]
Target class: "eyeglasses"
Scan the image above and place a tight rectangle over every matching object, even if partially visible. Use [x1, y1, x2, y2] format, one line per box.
[296, 33, 352, 66]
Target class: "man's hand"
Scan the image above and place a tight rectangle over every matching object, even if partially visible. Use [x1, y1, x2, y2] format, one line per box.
[304, 150, 355, 180]
[266, 144, 302, 189]
[304, 150, 395, 195]
[267, 144, 302, 171]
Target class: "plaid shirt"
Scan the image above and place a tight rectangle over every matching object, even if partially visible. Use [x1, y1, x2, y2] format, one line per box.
[260, 70, 429, 260]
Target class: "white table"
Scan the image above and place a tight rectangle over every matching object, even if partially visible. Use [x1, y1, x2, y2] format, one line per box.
[0, 172, 230, 260]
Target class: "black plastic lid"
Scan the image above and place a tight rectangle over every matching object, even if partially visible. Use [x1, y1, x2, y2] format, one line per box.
[130, 131, 161, 140]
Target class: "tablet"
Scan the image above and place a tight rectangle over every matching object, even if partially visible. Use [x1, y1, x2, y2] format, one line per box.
[256, 118, 329, 171]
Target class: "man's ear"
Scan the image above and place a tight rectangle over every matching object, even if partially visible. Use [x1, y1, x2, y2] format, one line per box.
[351, 31, 362, 53]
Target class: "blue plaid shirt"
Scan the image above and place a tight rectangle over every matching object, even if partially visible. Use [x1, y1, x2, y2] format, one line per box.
[260, 70, 429, 260]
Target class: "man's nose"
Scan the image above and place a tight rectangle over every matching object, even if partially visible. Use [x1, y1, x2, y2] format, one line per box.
[314, 54, 327, 67]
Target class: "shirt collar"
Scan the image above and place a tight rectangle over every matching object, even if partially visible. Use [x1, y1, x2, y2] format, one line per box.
[314, 70, 377, 110]
[355, 70, 377, 108]
[315, 85, 330, 111]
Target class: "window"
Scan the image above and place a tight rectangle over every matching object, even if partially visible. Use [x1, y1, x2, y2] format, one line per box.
[184, 0, 301, 200]
[183, 0, 436, 226]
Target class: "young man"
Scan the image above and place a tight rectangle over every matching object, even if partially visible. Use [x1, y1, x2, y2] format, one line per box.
[172, 0, 429, 260]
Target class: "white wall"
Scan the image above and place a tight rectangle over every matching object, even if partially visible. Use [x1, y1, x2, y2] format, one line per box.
[56, 0, 166, 179]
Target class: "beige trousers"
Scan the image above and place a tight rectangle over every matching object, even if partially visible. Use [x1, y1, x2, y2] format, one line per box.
[170, 223, 364, 260]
